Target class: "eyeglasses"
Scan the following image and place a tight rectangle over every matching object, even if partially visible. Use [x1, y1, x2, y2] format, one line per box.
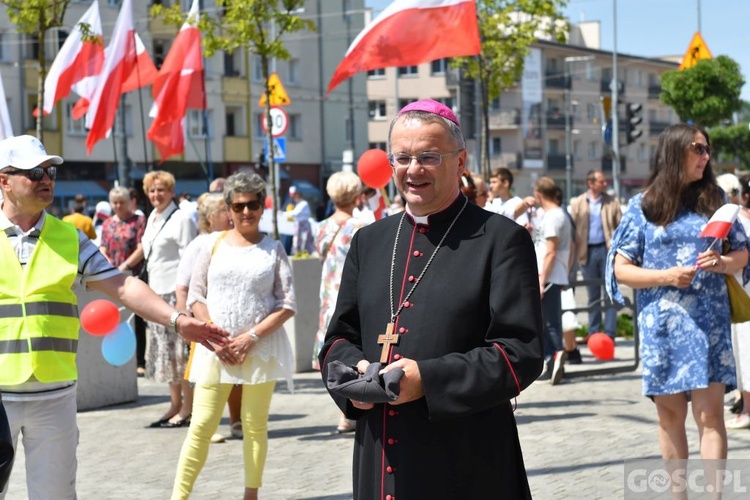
[689, 142, 712, 157]
[388, 149, 464, 168]
[3, 166, 57, 181]
[229, 200, 263, 213]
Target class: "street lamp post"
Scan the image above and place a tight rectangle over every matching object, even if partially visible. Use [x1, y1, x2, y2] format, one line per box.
[564, 55, 595, 204]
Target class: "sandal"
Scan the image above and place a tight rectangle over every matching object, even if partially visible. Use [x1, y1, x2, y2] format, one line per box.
[230, 421, 243, 439]
[726, 413, 750, 430]
[336, 418, 356, 434]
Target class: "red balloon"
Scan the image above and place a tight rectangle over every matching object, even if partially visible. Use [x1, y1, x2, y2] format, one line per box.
[357, 149, 392, 189]
[80, 299, 120, 336]
[587, 332, 615, 361]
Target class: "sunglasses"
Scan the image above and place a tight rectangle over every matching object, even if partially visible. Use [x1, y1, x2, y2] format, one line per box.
[4, 166, 57, 181]
[689, 142, 712, 157]
[229, 200, 263, 213]
[388, 149, 464, 168]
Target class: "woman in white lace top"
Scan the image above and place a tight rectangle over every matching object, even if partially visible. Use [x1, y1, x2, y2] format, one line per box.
[172, 172, 296, 500]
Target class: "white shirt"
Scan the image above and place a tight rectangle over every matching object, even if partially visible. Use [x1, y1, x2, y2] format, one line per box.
[141, 201, 198, 295]
[533, 206, 571, 286]
[486, 195, 529, 226]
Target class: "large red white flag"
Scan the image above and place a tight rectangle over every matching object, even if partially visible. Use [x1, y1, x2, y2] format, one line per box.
[147, 0, 204, 160]
[326, 0, 481, 95]
[0, 72, 13, 140]
[83, 0, 157, 154]
[700, 203, 740, 239]
[38, 0, 104, 116]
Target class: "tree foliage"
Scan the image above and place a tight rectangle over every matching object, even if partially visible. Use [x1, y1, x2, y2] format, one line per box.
[709, 122, 750, 169]
[152, 0, 314, 240]
[2, 0, 72, 139]
[453, 0, 568, 177]
[660, 55, 744, 128]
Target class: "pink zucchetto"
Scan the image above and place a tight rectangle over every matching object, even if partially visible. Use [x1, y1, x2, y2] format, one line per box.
[398, 99, 460, 126]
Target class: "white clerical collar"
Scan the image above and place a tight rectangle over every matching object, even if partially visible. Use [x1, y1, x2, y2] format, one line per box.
[405, 190, 462, 225]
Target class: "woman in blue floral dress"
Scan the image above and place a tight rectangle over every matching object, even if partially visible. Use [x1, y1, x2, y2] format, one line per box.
[606, 124, 748, 461]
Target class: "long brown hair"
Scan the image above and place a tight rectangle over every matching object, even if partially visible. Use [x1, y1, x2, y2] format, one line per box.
[641, 124, 724, 226]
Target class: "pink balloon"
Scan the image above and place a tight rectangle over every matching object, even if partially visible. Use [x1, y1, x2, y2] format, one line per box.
[587, 333, 615, 361]
[357, 149, 392, 189]
[80, 299, 120, 336]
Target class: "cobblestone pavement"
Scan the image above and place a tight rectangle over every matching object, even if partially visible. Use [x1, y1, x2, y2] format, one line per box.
[6, 340, 750, 499]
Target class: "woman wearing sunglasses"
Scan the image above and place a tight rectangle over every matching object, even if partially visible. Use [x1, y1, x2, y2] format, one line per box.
[607, 124, 749, 466]
[173, 171, 296, 500]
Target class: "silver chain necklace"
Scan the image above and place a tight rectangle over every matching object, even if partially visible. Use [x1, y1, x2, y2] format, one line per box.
[388, 197, 468, 322]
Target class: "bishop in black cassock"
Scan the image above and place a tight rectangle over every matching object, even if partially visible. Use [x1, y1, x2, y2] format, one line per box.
[319, 99, 543, 500]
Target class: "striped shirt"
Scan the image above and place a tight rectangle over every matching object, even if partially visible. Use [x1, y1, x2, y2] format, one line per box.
[0, 207, 120, 400]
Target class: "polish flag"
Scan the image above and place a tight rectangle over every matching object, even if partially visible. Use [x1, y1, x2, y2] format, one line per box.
[326, 0, 481, 95]
[84, 0, 157, 154]
[700, 203, 740, 239]
[0, 72, 13, 140]
[147, 0, 204, 160]
[37, 1, 104, 117]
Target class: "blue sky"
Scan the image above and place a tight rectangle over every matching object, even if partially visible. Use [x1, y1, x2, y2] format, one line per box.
[364, 0, 750, 100]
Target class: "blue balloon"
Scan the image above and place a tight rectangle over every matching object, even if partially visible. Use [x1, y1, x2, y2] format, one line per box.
[101, 322, 136, 367]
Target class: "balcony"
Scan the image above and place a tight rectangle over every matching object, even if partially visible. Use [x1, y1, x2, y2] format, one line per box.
[649, 120, 672, 137]
[489, 152, 523, 170]
[600, 79, 626, 96]
[648, 85, 662, 100]
[148, 16, 178, 37]
[224, 136, 252, 163]
[546, 72, 570, 90]
[488, 108, 520, 129]
[546, 109, 572, 129]
[222, 76, 249, 103]
[444, 66, 461, 87]
[601, 156, 626, 173]
[547, 154, 567, 171]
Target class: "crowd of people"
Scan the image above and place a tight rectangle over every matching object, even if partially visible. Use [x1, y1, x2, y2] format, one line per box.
[3, 100, 750, 498]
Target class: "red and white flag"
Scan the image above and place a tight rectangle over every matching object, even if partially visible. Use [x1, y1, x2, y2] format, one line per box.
[83, 0, 157, 154]
[38, 0, 104, 117]
[326, 0, 481, 95]
[700, 203, 740, 239]
[147, 0, 204, 160]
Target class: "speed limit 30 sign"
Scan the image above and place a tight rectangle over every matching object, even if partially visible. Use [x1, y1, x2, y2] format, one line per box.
[260, 107, 289, 138]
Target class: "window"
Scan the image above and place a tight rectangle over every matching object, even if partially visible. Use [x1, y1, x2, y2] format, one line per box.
[225, 107, 244, 137]
[254, 113, 265, 138]
[490, 97, 501, 110]
[435, 97, 454, 110]
[397, 65, 418, 77]
[637, 143, 647, 162]
[66, 103, 86, 136]
[369, 142, 386, 150]
[573, 139, 581, 160]
[648, 109, 657, 121]
[113, 105, 133, 137]
[188, 109, 212, 138]
[252, 57, 263, 82]
[648, 73, 658, 86]
[587, 103, 596, 121]
[153, 39, 168, 69]
[224, 50, 242, 77]
[57, 30, 68, 51]
[289, 114, 302, 140]
[288, 59, 300, 85]
[368, 100, 387, 120]
[585, 62, 595, 81]
[0, 33, 4, 61]
[548, 139, 560, 155]
[431, 58, 448, 75]
[491, 137, 501, 156]
[546, 58, 559, 72]
[398, 98, 411, 110]
[367, 68, 385, 78]
[635, 69, 643, 86]
[588, 141, 597, 160]
[107, 0, 121, 6]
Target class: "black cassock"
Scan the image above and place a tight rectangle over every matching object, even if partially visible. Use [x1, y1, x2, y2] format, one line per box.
[320, 195, 544, 500]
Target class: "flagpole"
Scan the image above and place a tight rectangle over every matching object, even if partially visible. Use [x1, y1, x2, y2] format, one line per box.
[199, 0, 213, 186]
[131, 31, 151, 174]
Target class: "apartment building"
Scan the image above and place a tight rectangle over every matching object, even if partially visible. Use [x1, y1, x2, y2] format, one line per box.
[366, 26, 680, 202]
[0, 0, 368, 213]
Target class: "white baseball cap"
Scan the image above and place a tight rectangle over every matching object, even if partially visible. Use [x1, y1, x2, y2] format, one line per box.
[0, 135, 63, 170]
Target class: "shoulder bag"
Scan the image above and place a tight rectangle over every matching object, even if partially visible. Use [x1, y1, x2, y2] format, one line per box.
[139, 207, 179, 284]
[727, 274, 750, 324]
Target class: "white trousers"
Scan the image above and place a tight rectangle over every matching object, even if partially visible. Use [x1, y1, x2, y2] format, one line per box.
[0, 390, 78, 500]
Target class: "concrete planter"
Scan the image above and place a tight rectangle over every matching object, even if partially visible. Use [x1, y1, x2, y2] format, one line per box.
[285, 257, 322, 373]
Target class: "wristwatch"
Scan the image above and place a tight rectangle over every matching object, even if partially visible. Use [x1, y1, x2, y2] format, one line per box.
[169, 311, 186, 334]
[249, 328, 260, 343]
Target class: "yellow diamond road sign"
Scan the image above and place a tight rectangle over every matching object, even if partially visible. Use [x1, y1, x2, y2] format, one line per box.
[679, 31, 713, 71]
[258, 73, 291, 107]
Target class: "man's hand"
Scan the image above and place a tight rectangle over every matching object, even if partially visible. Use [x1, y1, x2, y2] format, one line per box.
[381, 357, 424, 405]
[177, 316, 229, 351]
[351, 360, 375, 410]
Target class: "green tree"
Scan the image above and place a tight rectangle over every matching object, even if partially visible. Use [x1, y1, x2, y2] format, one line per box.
[2, 0, 73, 140]
[660, 55, 744, 128]
[153, 0, 314, 240]
[453, 0, 568, 178]
[708, 122, 750, 169]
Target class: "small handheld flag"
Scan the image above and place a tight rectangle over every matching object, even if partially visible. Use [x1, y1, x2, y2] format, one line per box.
[699, 203, 740, 240]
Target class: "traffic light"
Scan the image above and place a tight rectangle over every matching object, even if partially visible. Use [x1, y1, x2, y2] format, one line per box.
[625, 103, 643, 144]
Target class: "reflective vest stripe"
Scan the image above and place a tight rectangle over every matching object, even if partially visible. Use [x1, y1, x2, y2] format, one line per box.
[0, 302, 78, 318]
[0, 338, 78, 354]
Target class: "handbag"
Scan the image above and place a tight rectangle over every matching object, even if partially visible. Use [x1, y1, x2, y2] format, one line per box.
[726, 274, 750, 324]
[139, 206, 179, 285]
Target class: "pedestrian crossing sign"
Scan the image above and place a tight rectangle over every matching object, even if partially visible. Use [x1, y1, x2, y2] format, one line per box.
[679, 32, 713, 70]
[258, 73, 291, 106]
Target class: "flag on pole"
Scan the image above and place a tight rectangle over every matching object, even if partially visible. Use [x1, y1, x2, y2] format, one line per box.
[83, 0, 157, 154]
[147, 0, 204, 160]
[326, 0, 481, 95]
[0, 72, 13, 140]
[699, 203, 740, 240]
[37, 0, 104, 117]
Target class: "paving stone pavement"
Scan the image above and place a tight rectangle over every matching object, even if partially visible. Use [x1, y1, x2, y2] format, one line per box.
[6, 341, 750, 499]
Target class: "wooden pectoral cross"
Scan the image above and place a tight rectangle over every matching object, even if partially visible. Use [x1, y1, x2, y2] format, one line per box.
[378, 322, 400, 363]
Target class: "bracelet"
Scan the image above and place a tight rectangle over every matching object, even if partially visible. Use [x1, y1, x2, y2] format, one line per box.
[249, 328, 260, 343]
[169, 311, 186, 334]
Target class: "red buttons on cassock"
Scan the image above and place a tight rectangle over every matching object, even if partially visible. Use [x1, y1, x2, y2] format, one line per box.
[398, 327, 406, 333]
[419, 227, 427, 233]
[408, 275, 415, 282]
[413, 250, 421, 257]
[386, 495, 394, 500]
[388, 438, 395, 445]
[387, 466, 394, 474]
[393, 354, 402, 360]
[389, 409, 397, 416]
[403, 301, 410, 308]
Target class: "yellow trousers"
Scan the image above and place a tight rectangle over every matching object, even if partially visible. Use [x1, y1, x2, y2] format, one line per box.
[171, 381, 276, 499]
